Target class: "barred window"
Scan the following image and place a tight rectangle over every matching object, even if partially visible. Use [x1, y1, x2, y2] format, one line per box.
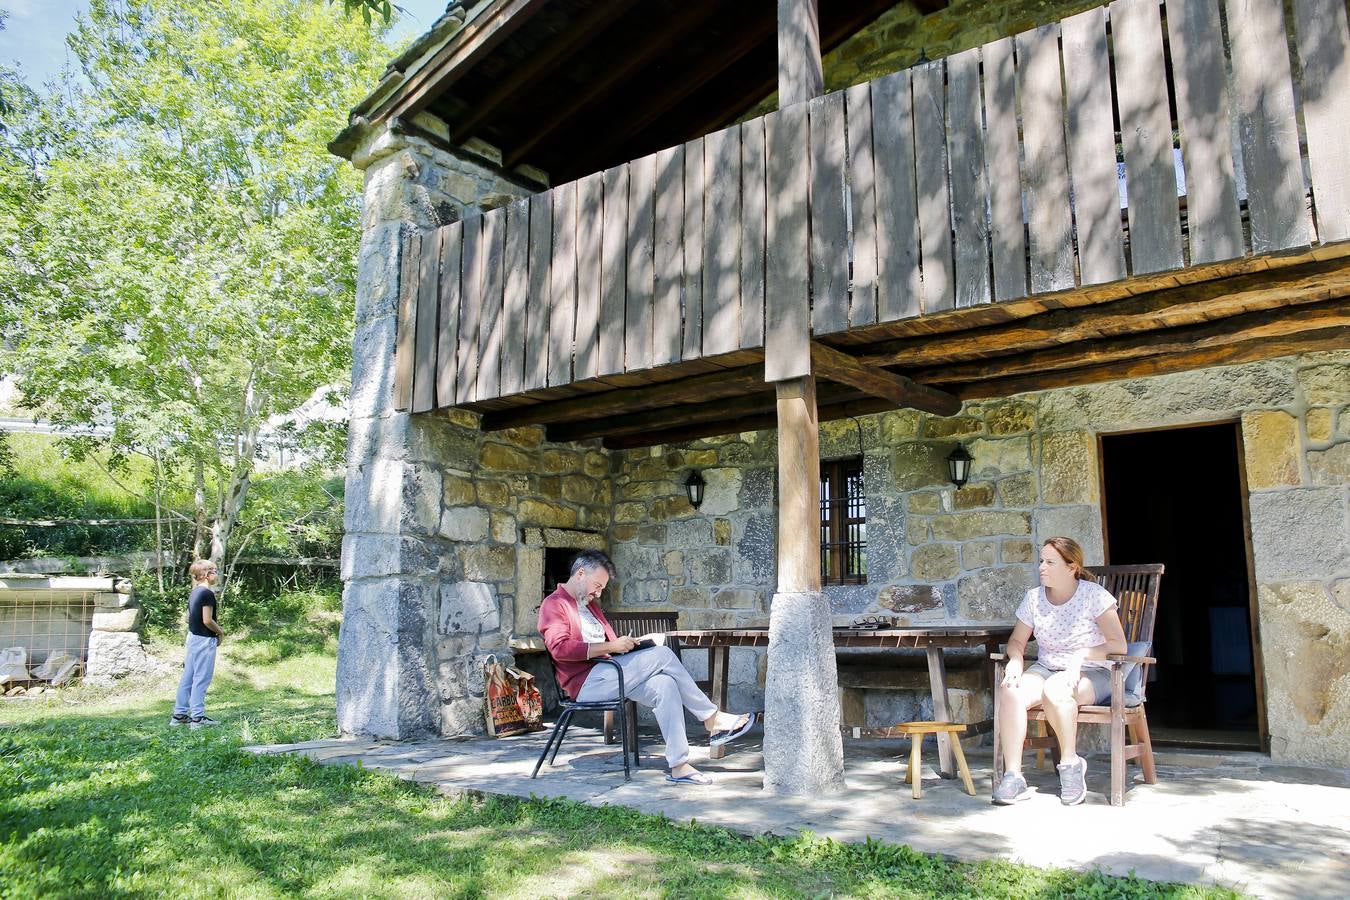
[821, 457, 867, 585]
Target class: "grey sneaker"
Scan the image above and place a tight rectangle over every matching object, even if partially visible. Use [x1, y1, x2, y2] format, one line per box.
[992, 770, 1031, 805]
[1057, 756, 1087, 806]
[168, 714, 190, 727]
[189, 715, 220, 730]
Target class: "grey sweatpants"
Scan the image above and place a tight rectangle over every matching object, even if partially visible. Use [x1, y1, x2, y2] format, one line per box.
[576, 645, 718, 768]
[174, 633, 218, 718]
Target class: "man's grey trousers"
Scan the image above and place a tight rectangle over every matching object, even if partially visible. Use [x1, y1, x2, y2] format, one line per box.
[576, 645, 717, 768]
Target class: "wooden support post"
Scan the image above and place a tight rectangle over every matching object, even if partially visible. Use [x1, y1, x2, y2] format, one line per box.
[776, 376, 821, 593]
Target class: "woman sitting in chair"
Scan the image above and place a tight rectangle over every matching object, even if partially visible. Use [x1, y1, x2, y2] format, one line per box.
[993, 536, 1127, 806]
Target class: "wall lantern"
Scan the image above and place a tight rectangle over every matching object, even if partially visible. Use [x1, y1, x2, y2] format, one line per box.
[684, 470, 707, 510]
[946, 445, 973, 490]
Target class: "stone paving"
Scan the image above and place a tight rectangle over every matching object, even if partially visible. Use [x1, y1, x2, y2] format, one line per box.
[247, 726, 1350, 899]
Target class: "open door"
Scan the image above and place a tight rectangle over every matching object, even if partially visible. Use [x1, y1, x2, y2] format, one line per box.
[1100, 422, 1264, 750]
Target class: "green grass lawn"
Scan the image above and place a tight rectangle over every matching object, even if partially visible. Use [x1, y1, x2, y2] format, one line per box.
[0, 625, 1244, 899]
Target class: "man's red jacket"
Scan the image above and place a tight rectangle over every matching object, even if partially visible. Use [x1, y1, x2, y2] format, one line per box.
[537, 584, 617, 699]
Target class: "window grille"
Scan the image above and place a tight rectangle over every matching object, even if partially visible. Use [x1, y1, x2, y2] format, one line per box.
[821, 457, 867, 585]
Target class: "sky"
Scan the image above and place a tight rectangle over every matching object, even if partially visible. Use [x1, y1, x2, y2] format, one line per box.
[0, 0, 453, 87]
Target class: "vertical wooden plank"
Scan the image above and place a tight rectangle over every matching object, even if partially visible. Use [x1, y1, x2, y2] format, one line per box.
[456, 216, 482, 405]
[477, 206, 506, 401]
[912, 61, 954, 312]
[599, 165, 628, 375]
[500, 200, 529, 396]
[704, 125, 742, 355]
[393, 229, 420, 411]
[946, 47, 991, 308]
[1226, 0, 1309, 251]
[778, 0, 824, 106]
[626, 153, 656, 371]
[764, 104, 811, 382]
[681, 138, 705, 360]
[1112, 0, 1184, 274]
[523, 192, 552, 392]
[1165, 0, 1244, 264]
[549, 182, 578, 387]
[846, 82, 878, 328]
[1062, 8, 1128, 283]
[574, 173, 604, 380]
[1016, 24, 1075, 293]
[412, 225, 442, 413]
[435, 222, 461, 407]
[810, 91, 849, 333]
[740, 119, 767, 349]
[653, 147, 684, 366]
[983, 38, 1028, 301]
[1292, 0, 1350, 243]
[871, 68, 923, 320]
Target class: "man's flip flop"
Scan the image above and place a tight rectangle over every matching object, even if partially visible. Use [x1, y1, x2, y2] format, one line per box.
[709, 711, 757, 747]
[666, 771, 713, 785]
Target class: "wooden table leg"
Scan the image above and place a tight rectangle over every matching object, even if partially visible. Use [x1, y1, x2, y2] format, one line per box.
[708, 644, 732, 760]
[926, 645, 955, 778]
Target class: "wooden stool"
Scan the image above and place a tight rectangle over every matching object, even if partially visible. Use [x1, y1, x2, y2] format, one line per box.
[893, 722, 977, 799]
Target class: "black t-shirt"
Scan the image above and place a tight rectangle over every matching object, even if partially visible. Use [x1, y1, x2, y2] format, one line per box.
[187, 585, 217, 637]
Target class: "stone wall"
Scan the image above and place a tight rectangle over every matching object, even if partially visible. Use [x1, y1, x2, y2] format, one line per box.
[604, 352, 1350, 765]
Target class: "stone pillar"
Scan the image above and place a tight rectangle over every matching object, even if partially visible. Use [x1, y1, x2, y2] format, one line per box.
[336, 117, 533, 739]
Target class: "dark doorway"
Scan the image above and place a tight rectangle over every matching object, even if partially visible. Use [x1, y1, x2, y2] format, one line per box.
[1100, 423, 1262, 750]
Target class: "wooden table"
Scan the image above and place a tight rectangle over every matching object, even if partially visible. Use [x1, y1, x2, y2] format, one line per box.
[668, 624, 1015, 776]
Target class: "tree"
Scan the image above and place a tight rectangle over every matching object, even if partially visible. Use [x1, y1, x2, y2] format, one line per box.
[0, 0, 392, 580]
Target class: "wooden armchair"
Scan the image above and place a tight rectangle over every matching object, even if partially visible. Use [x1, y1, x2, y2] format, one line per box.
[992, 563, 1164, 806]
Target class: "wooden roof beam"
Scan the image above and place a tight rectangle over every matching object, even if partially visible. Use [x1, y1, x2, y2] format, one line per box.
[810, 341, 960, 415]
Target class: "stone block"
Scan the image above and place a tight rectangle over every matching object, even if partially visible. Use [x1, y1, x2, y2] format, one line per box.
[877, 584, 943, 613]
[638, 524, 668, 545]
[951, 484, 995, 510]
[923, 416, 983, 439]
[713, 519, 732, 545]
[353, 222, 404, 324]
[409, 415, 477, 468]
[445, 407, 480, 429]
[349, 315, 399, 419]
[739, 468, 775, 508]
[700, 468, 742, 516]
[820, 416, 879, 457]
[490, 512, 517, 544]
[1041, 431, 1098, 504]
[998, 473, 1037, 508]
[440, 698, 485, 738]
[1242, 411, 1302, 489]
[839, 687, 867, 727]
[91, 607, 141, 632]
[891, 442, 948, 490]
[344, 457, 404, 534]
[910, 544, 960, 582]
[669, 586, 712, 608]
[907, 491, 943, 515]
[985, 400, 1036, 435]
[612, 524, 638, 542]
[763, 591, 847, 794]
[863, 691, 921, 729]
[342, 534, 439, 580]
[736, 515, 776, 583]
[613, 502, 645, 523]
[688, 549, 732, 585]
[496, 426, 544, 449]
[964, 541, 996, 569]
[966, 436, 1032, 478]
[618, 579, 669, 605]
[1002, 539, 1035, 563]
[561, 475, 599, 503]
[540, 448, 582, 473]
[476, 480, 509, 508]
[662, 550, 684, 577]
[714, 589, 761, 609]
[461, 545, 516, 583]
[439, 506, 489, 542]
[930, 510, 1031, 541]
[1297, 363, 1350, 406]
[958, 566, 1031, 620]
[402, 465, 442, 535]
[1306, 409, 1334, 443]
[1308, 442, 1350, 486]
[85, 630, 165, 681]
[1033, 506, 1103, 565]
[1250, 489, 1349, 580]
[443, 474, 475, 506]
[517, 499, 577, 528]
[881, 409, 921, 442]
[438, 581, 498, 635]
[685, 449, 719, 466]
[479, 442, 534, 473]
[649, 497, 695, 521]
[537, 476, 562, 499]
[1257, 582, 1350, 765]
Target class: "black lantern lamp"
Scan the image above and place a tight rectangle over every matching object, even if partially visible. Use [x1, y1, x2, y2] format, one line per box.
[684, 469, 706, 509]
[946, 445, 973, 489]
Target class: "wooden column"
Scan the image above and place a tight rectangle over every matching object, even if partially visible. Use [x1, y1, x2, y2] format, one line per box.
[777, 0, 823, 106]
[776, 377, 822, 593]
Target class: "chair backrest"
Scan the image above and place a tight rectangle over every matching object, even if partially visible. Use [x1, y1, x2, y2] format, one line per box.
[1091, 564, 1165, 646]
[604, 609, 679, 636]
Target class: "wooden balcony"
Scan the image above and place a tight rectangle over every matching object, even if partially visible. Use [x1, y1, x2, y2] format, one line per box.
[391, 0, 1350, 447]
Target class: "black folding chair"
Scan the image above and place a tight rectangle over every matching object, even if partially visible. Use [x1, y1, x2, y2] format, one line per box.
[532, 656, 640, 781]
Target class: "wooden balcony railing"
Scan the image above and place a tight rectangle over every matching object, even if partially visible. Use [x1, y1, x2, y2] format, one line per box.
[392, 0, 1350, 413]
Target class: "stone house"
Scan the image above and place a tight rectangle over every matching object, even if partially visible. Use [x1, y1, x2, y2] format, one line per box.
[332, 0, 1350, 782]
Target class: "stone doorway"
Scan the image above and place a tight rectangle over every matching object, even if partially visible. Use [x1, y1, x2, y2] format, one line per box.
[1100, 422, 1263, 751]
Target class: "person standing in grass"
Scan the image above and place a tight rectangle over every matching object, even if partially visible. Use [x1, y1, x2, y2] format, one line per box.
[170, 559, 224, 729]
